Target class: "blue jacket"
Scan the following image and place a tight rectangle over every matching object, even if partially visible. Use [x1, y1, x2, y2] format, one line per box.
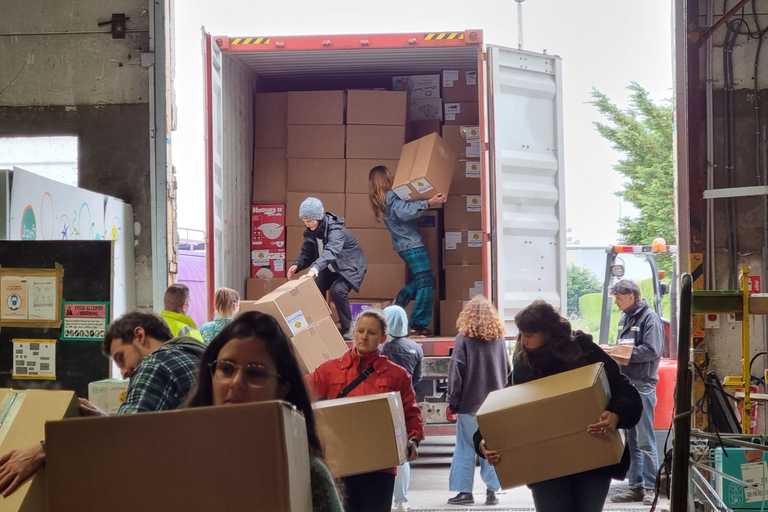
[382, 191, 429, 253]
[616, 299, 663, 385]
[382, 337, 424, 385]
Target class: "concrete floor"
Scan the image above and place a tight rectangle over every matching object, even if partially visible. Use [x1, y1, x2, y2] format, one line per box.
[404, 467, 671, 511]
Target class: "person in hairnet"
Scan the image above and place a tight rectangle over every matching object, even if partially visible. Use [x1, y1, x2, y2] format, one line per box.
[382, 305, 424, 512]
[287, 197, 367, 339]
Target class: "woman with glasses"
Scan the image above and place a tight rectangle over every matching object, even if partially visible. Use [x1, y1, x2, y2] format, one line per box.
[308, 310, 424, 512]
[186, 311, 343, 512]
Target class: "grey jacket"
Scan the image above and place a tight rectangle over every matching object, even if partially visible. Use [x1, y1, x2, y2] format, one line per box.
[294, 213, 368, 290]
[616, 299, 663, 385]
[447, 334, 510, 415]
[382, 337, 424, 385]
[382, 191, 429, 253]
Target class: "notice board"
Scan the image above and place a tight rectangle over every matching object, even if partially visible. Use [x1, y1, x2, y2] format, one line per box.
[0, 241, 111, 396]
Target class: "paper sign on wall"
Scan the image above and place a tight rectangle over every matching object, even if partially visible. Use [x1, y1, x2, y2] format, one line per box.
[0, 266, 62, 327]
[61, 302, 110, 341]
[12, 339, 56, 381]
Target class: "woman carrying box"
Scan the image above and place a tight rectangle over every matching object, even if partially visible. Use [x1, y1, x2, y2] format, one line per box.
[308, 310, 424, 512]
[368, 166, 446, 335]
[475, 300, 643, 512]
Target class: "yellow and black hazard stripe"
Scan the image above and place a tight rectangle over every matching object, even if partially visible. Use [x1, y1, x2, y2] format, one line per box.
[424, 32, 464, 41]
[230, 37, 271, 46]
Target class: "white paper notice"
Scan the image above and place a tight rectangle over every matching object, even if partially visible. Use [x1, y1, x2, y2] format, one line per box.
[467, 140, 482, 158]
[468, 231, 483, 248]
[465, 161, 481, 178]
[285, 310, 309, 336]
[412, 178, 434, 194]
[466, 195, 482, 213]
[741, 461, 768, 502]
[27, 276, 57, 321]
[470, 281, 484, 298]
[445, 232, 462, 250]
[12, 339, 56, 380]
[466, 71, 478, 85]
[443, 70, 459, 87]
[0, 276, 28, 320]
[394, 185, 413, 201]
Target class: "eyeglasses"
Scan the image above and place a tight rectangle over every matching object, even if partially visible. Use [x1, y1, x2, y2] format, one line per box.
[209, 360, 281, 388]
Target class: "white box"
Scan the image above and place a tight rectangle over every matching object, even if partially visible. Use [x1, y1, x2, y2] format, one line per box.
[88, 378, 129, 415]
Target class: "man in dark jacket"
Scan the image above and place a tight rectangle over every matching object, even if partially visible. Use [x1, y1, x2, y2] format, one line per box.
[609, 279, 663, 506]
[287, 197, 367, 338]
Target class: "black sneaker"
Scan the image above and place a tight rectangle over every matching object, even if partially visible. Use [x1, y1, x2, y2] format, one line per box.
[610, 487, 644, 503]
[447, 492, 474, 505]
[485, 490, 499, 505]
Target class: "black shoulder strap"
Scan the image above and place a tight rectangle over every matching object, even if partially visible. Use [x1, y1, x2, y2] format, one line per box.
[336, 365, 375, 399]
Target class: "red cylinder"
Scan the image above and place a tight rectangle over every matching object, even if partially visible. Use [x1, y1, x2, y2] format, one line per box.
[654, 358, 677, 429]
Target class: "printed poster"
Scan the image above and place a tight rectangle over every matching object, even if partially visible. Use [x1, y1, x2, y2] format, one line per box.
[61, 302, 110, 341]
[12, 339, 56, 381]
[0, 276, 28, 320]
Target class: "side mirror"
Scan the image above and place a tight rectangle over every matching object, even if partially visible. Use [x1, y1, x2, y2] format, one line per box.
[660, 283, 669, 296]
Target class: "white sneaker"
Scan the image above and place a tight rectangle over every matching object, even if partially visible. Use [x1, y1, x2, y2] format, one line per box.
[392, 502, 409, 512]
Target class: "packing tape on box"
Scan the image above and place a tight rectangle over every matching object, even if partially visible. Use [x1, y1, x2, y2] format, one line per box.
[0, 391, 25, 446]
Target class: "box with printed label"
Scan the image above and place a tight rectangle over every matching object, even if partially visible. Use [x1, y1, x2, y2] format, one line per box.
[287, 125, 346, 159]
[406, 120, 442, 142]
[314, 392, 408, 477]
[353, 263, 406, 299]
[88, 379, 129, 415]
[392, 75, 441, 98]
[290, 316, 348, 373]
[240, 277, 331, 339]
[444, 265, 483, 303]
[444, 230, 483, 266]
[287, 159, 346, 193]
[346, 125, 405, 160]
[251, 204, 287, 278]
[392, 133, 456, 201]
[442, 125, 481, 159]
[287, 90, 345, 125]
[286, 192, 345, 227]
[346, 158, 400, 194]
[246, 277, 290, 300]
[477, 363, 624, 489]
[444, 101, 479, 125]
[350, 300, 391, 319]
[254, 92, 287, 148]
[408, 97, 443, 121]
[345, 194, 381, 229]
[452, 159, 481, 194]
[444, 195, 482, 230]
[442, 70, 478, 102]
[47, 401, 312, 512]
[253, 149, 288, 202]
[349, 228, 401, 264]
[715, 447, 768, 509]
[346, 90, 407, 126]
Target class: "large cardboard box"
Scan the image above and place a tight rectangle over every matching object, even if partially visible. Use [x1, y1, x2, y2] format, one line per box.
[286, 225, 307, 260]
[286, 192, 345, 227]
[392, 75, 441, 98]
[346, 90, 407, 126]
[0, 389, 77, 512]
[291, 316, 348, 373]
[408, 97, 443, 121]
[254, 92, 287, 148]
[444, 230, 483, 266]
[392, 133, 455, 201]
[287, 125, 346, 159]
[314, 392, 408, 477]
[287, 90, 345, 125]
[353, 263, 405, 300]
[442, 70, 478, 102]
[452, 159, 481, 194]
[444, 194, 481, 230]
[88, 379, 129, 415]
[405, 120, 442, 142]
[346, 158, 400, 194]
[252, 149, 287, 202]
[477, 363, 625, 488]
[246, 277, 290, 300]
[444, 101, 479, 125]
[287, 159, 346, 193]
[442, 125, 481, 159]
[240, 277, 331, 338]
[47, 401, 312, 512]
[444, 265, 483, 303]
[440, 300, 467, 336]
[345, 193, 381, 229]
[350, 228, 400, 264]
[346, 125, 405, 160]
[251, 203, 286, 278]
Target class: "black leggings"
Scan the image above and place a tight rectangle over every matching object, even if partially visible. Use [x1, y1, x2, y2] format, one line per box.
[529, 471, 611, 512]
[342, 471, 396, 512]
[316, 269, 353, 333]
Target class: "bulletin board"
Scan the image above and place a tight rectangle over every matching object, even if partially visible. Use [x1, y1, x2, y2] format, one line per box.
[0, 241, 112, 397]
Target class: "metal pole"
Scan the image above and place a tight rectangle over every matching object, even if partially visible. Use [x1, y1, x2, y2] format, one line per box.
[515, 0, 524, 50]
[671, 274, 693, 511]
[741, 265, 752, 433]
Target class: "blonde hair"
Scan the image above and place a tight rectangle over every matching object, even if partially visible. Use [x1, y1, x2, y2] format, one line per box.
[456, 296, 505, 341]
[368, 166, 393, 222]
[214, 287, 240, 316]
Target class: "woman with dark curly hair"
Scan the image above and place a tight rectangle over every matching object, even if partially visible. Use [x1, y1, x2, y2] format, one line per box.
[476, 300, 643, 512]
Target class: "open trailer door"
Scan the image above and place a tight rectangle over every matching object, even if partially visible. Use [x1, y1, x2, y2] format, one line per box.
[486, 45, 566, 334]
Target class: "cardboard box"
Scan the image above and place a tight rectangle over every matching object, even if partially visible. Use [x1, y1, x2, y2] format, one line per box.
[314, 392, 408, 477]
[246, 277, 290, 300]
[444, 230, 483, 266]
[444, 265, 483, 303]
[477, 363, 625, 488]
[345, 194, 381, 229]
[452, 159, 481, 194]
[408, 97, 443, 121]
[602, 344, 634, 366]
[440, 299, 468, 336]
[405, 120, 442, 142]
[88, 379, 129, 415]
[47, 401, 312, 512]
[287, 125, 346, 159]
[290, 316, 348, 373]
[286, 226, 307, 260]
[346, 90, 407, 126]
[442, 125, 481, 159]
[392, 133, 455, 201]
[252, 149, 288, 202]
[346, 125, 405, 160]
[714, 447, 768, 510]
[251, 203, 287, 278]
[0, 389, 78, 512]
[286, 192, 345, 227]
[346, 158, 400, 194]
[240, 277, 331, 338]
[442, 70, 478, 102]
[350, 228, 400, 264]
[287, 90, 345, 125]
[353, 263, 405, 300]
[392, 75, 441, 98]
[287, 159, 346, 193]
[254, 92, 287, 148]
[444, 194, 481, 230]
[444, 101, 479, 125]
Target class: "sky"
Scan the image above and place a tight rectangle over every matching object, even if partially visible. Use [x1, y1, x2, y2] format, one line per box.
[171, 0, 673, 246]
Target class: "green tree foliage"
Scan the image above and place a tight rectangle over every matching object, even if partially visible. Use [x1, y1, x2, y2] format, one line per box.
[567, 264, 601, 316]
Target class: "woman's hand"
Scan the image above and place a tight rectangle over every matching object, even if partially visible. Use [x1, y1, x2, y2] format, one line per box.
[480, 440, 502, 465]
[427, 193, 447, 207]
[587, 410, 620, 437]
[287, 265, 298, 279]
[407, 439, 419, 461]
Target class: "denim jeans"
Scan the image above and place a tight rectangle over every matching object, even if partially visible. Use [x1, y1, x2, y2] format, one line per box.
[627, 381, 659, 490]
[393, 461, 410, 504]
[449, 414, 501, 493]
[530, 471, 611, 512]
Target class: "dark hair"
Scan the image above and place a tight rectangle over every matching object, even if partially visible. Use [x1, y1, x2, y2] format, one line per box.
[513, 300, 580, 362]
[610, 279, 641, 300]
[103, 311, 173, 356]
[185, 311, 324, 458]
[164, 283, 190, 312]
